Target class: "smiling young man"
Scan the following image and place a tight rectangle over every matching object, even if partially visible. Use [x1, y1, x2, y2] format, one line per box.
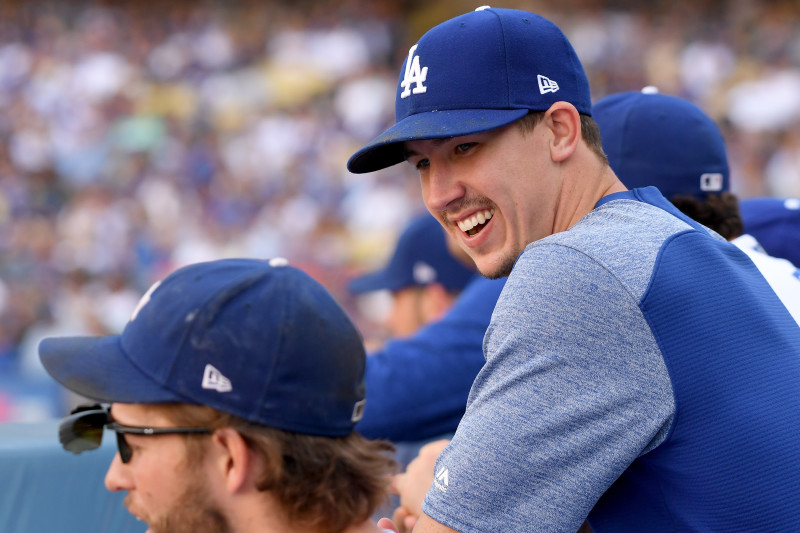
[347, 6, 800, 533]
[38, 258, 398, 533]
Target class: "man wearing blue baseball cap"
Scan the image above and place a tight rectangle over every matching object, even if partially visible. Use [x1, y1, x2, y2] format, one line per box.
[593, 89, 800, 324]
[38, 258, 398, 533]
[349, 6, 800, 533]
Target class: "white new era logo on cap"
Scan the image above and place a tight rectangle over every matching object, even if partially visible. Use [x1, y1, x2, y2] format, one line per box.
[202, 364, 232, 393]
[538, 74, 559, 95]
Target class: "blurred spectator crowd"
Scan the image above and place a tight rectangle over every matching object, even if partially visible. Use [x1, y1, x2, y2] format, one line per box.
[1, 0, 799, 420]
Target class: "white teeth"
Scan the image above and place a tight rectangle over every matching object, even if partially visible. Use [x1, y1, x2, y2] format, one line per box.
[458, 209, 494, 234]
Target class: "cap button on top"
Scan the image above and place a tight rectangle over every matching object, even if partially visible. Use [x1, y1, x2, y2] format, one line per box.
[269, 257, 289, 267]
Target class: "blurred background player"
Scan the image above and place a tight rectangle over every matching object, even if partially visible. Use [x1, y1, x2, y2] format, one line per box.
[350, 212, 505, 460]
[593, 88, 800, 323]
[349, 212, 478, 340]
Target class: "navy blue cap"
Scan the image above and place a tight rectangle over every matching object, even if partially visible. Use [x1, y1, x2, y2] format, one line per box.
[39, 258, 367, 437]
[347, 6, 592, 174]
[349, 213, 476, 294]
[740, 197, 800, 267]
[593, 89, 729, 200]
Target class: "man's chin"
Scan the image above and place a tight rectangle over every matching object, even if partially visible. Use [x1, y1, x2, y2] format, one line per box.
[124, 499, 150, 531]
[476, 254, 516, 280]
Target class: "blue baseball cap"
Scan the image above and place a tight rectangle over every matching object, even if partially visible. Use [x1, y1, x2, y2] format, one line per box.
[39, 258, 367, 437]
[347, 6, 592, 174]
[593, 88, 729, 200]
[349, 213, 476, 294]
[740, 197, 800, 267]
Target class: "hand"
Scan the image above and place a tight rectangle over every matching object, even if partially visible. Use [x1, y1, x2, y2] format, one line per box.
[391, 505, 418, 533]
[390, 439, 451, 532]
[377, 517, 400, 532]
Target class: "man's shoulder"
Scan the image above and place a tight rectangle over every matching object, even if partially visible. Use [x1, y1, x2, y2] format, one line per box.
[533, 198, 688, 258]
[511, 198, 696, 302]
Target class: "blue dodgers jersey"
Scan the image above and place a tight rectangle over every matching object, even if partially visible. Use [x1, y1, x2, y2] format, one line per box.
[589, 189, 800, 531]
[423, 187, 800, 532]
[357, 276, 506, 442]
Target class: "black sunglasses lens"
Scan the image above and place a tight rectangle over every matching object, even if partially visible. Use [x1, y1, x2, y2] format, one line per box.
[59, 409, 108, 454]
[115, 432, 133, 463]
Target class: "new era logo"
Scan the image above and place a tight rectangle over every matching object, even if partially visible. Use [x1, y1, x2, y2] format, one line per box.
[538, 74, 559, 95]
[351, 399, 366, 423]
[434, 466, 449, 492]
[202, 364, 232, 393]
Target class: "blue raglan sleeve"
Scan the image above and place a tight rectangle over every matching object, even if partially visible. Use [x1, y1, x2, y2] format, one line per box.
[421, 244, 674, 532]
[356, 277, 506, 442]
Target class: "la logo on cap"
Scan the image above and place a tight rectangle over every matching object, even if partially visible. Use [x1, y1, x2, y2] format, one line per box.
[130, 280, 161, 322]
[413, 261, 437, 284]
[400, 44, 428, 99]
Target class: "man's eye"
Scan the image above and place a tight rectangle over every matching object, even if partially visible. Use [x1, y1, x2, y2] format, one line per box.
[415, 158, 430, 169]
[456, 143, 475, 153]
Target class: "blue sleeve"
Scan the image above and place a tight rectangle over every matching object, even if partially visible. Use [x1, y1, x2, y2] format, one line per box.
[356, 277, 506, 442]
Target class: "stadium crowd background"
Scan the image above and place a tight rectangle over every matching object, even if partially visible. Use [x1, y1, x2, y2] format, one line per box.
[1, 0, 799, 421]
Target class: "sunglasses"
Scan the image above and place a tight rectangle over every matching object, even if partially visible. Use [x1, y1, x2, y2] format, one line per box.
[59, 404, 213, 463]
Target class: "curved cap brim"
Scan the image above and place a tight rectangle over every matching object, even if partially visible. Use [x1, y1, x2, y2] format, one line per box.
[39, 335, 185, 404]
[348, 270, 404, 294]
[347, 108, 530, 174]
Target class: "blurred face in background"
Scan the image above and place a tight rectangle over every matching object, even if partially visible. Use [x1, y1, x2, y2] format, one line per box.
[386, 282, 457, 338]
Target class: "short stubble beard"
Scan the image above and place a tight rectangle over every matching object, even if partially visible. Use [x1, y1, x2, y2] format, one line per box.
[130, 466, 231, 533]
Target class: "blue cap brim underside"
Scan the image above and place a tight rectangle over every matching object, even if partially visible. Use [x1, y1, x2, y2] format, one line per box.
[348, 271, 405, 294]
[347, 108, 530, 174]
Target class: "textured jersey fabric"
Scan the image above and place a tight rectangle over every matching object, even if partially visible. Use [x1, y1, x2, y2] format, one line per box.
[357, 276, 506, 442]
[731, 233, 800, 324]
[422, 187, 800, 532]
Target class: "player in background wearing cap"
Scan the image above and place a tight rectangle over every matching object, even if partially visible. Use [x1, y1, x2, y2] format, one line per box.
[350, 212, 505, 449]
[347, 6, 800, 533]
[593, 89, 800, 324]
[349, 212, 480, 340]
[739, 196, 800, 267]
[38, 258, 398, 533]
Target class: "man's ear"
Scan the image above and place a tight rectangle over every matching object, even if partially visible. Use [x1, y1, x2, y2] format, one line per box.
[545, 102, 581, 163]
[210, 427, 253, 494]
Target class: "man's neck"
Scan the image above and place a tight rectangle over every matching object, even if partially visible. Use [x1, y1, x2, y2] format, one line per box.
[553, 148, 627, 235]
